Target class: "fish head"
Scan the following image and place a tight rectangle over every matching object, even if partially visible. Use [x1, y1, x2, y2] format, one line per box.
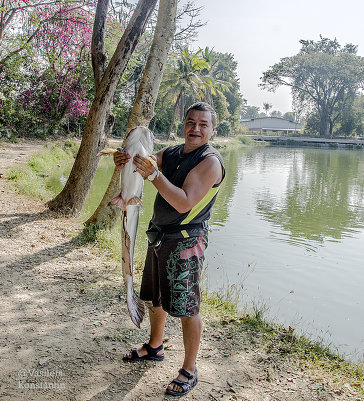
[126, 126, 154, 155]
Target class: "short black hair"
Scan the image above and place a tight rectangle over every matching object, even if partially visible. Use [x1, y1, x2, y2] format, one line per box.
[184, 102, 217, 128]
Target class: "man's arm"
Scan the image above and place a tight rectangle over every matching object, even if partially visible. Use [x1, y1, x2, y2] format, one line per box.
[134, 154, 222, 213]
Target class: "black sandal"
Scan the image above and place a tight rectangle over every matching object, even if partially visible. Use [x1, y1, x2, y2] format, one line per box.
[165, 368, 198, 397]
[122, 343, 164, 362]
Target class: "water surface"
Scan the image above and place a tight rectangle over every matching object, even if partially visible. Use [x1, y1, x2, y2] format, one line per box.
[205, 146, 364, 361]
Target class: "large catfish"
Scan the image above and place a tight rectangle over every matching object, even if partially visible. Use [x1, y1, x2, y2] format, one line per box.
[98, 126, 155, 328]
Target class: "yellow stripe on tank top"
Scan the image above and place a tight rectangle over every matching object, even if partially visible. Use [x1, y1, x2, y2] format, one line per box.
[181, 186, 220, 226]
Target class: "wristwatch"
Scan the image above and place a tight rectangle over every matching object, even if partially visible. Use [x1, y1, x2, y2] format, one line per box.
[147, 168, 160, 181]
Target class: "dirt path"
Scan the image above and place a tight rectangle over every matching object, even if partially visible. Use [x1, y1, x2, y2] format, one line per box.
[0, 141, 362, 401]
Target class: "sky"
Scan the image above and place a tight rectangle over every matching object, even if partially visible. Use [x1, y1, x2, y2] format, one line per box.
[191, 0, 364, 113]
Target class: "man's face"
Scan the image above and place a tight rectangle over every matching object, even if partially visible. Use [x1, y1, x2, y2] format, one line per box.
[183, 109, 215, 151]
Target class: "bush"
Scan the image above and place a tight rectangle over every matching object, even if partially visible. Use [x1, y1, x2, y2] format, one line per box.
[236, 134, 254, 145]
[233, 124, 249, 136]
[176, 121, 184, 137]
[216, 120, 231, 137]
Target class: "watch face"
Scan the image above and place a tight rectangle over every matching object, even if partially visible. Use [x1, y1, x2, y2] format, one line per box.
[148, 170, 157, 181]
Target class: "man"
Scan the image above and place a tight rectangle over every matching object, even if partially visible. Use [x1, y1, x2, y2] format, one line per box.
[114, 102, 224, 396]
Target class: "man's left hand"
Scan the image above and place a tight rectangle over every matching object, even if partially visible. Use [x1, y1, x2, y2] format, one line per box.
[134, 154, 157, 179]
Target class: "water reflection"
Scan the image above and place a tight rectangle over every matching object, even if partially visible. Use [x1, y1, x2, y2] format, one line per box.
[254, 149, 364, 245]
[210, 147, 241, 227]
[205, 146, 364, 360]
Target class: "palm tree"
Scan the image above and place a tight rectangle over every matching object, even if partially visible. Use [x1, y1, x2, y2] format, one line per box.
[160, 48, 209, 138]
[161, 48, 234, 138]
[199, 47, 233, 107]
[263, 102, 272, 116]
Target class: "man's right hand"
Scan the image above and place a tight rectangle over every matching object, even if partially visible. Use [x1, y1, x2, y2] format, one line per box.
[113, 148, 131, 170]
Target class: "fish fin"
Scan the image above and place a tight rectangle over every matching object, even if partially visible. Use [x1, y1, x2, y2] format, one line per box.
[108, 193, 126, 209]
[127, 196, 143, 207]
[127, 291, 145, 328]
[97, 148, 118, 156]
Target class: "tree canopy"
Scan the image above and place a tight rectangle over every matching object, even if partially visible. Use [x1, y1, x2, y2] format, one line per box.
[260, 36, 364, 137]
[0, 0, 95, 135]
[156, 47, 242, 138]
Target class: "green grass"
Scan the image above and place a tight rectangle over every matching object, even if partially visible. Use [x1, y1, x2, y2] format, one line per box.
[236, 134, 255, 145]
[6, 140, 78, 200]
[201, 282, 364, 393]
[77, 223, 122, 259]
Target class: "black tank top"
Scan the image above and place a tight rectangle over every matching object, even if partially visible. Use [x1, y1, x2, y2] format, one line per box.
[150, 143, 225, 239]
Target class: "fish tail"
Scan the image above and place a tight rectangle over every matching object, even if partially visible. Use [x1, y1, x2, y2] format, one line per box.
[127, 292, 145, 328]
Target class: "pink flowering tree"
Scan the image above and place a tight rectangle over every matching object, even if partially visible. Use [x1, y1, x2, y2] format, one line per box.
[0, 0, 95, 134]
[23, 2, 94, 130]
[0, 1, 95, 66]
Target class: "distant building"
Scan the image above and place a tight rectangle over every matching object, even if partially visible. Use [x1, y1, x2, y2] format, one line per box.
[241, 117, 303, 133]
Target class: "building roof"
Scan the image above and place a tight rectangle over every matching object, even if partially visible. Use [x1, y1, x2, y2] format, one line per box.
[241, 116, 303, 131]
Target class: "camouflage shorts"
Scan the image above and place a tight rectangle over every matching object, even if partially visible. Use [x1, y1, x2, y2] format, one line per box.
[140, 235, 208, 317]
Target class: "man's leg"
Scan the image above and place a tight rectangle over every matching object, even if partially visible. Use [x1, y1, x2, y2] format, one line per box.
[124, 306, 167, 359]
[167, 313, 202, 393]
[148, 305, 168, 349]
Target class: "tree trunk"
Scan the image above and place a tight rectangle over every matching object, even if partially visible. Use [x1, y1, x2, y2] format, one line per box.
[48, 0, 157, 216]
[91, 0, 115, 160]
[319, 111, 331, 138]
[86, 0, 177, 228]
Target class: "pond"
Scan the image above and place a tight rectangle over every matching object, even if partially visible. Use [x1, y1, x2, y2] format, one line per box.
[50, 145, 364, 361]
[206, 146, 364, 362]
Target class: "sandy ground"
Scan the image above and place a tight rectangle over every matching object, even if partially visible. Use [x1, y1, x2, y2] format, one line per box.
[0, 140, 363, 401]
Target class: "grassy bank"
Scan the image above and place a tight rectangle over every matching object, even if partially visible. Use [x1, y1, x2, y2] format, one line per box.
[201, 286, 364, 394]
[6, 139, 78, 200]
[4, 137, 364, 397]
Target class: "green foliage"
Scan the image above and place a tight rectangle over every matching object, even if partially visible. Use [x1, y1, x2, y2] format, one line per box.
[241, 104, 260, 119]
[236, 134, 254, 145]
[270, 110, 282, 118]
[112, 101, 132, 137]
[202, 48, 242, 128]
[201, 284, 241, 316]
[0, 56, 43, 137]
[212, 91, 230, 123]
[176, 121, 184, 137]
[261, 36, 364, 138]
[77, 223, 121, 259]
[150, 96, 175, 136]
[216, 120, 231, 137]
[157, 48, 211, 136]
[283, 111, 295, 121]
[305, 94, 364, 137]
[334, 95, 364, 137]
[0, 2, 94, 138]
[263, 102, 272, 115]
[64, 138, 78, 149]
[155, 47, 242, 136]
[303, 112, 321, 136]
